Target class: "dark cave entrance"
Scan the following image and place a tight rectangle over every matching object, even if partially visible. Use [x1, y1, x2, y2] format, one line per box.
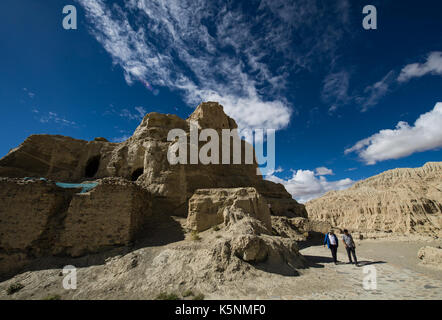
[131, 168, 144, 181]
[85, 155, 101, 178]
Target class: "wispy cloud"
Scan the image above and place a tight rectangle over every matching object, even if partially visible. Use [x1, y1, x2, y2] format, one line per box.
[345, 102, 442, 165]
[38, 111, 77, 127]
[119, 106, 147, 121]
[77, 0, 351, 131]
[351, 51, 442, 112]
[398, 52, 442, 82]
[359, 70, 396, 112]
[321, 70, 351, 113]
[23, 88, 35, 98]
[322, 70, 396, 113]
[111, 134, 131, 143]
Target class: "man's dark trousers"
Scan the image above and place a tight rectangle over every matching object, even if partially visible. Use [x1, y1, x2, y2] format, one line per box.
[346, 246, 358, 264]
[329, 245, 338, 263]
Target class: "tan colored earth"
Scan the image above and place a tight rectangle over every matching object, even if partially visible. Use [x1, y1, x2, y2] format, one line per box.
[306, 162, 442, 238]
[417, 246, 442, 270]
[1, 220, 441, 300]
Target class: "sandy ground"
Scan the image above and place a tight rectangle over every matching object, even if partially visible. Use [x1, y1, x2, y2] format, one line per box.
[287, 239, 442, 300]
[0, 222, 441, 300]
[356, 240, 442, 281]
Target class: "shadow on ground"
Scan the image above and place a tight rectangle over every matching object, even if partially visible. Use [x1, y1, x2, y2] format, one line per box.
[357, 260, 386, 266]
[302, 254, 386, 268]
[302, 255, 333, 268]
[253, 261, 301, 277]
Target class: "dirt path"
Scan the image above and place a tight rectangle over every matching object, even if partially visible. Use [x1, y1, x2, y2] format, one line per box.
[284, 240, 442, 300]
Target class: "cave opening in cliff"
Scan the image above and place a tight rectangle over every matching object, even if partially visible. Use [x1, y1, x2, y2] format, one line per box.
[131, 168, 144, 181]
[85, 155, 101, 178]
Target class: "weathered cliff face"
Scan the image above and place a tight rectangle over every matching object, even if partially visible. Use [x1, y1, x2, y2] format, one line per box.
[0, 135, 117, 181]
[305, 162, 442, 237]
[0, 102, 305, 218]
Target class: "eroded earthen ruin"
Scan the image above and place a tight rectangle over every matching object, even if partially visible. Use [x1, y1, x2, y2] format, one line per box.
[0, 102, 307, 277]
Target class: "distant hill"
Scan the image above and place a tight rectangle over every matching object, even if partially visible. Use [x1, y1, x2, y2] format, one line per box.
[306, 162, 442, 238]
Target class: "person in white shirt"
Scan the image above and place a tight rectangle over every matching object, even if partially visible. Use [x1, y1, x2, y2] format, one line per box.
[323, 229, 339, 264]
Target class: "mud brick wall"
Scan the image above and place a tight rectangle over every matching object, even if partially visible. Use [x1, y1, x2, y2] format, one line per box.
[58, 179, 152, 256]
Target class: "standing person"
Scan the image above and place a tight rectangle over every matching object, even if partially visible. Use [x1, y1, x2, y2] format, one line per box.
[323, 229, 339, 264]
[342, 229, 358, 266]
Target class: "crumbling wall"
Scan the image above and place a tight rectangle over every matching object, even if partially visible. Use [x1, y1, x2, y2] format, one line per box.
[0, 178, 152, 276]
[0, 178, 78, 275]
[57, 178, 152, 257]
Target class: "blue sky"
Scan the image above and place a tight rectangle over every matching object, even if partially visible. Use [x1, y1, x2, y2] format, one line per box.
[1, 0, 441, 202]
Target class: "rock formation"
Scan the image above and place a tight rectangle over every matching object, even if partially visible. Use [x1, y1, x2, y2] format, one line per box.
[194, 188, 306, 274]
[306, 162, 442, 238]
[187, 188, 272, 232]
[417, 246, 442, 270]
[0, 102, 307, 277]
[0, 102, 305, 218]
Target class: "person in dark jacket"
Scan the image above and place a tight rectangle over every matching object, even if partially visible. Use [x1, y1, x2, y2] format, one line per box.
[323, 229, 339, 264]
[342, 229, 358, 266]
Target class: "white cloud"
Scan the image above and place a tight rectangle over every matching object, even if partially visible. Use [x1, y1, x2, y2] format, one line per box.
[266, 169, 355, 203]
[186, 87, 292, 130]
[77, 0, 350, 131]
[343, 52, 442, 112]
[315, 167, 334, 176]
[266, 166, 284, 176]
[398, 52, 442, 82]
[345, 102, 442, 164]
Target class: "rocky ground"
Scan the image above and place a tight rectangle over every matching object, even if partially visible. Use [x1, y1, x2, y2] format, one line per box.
[0, 215, 440, 300]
